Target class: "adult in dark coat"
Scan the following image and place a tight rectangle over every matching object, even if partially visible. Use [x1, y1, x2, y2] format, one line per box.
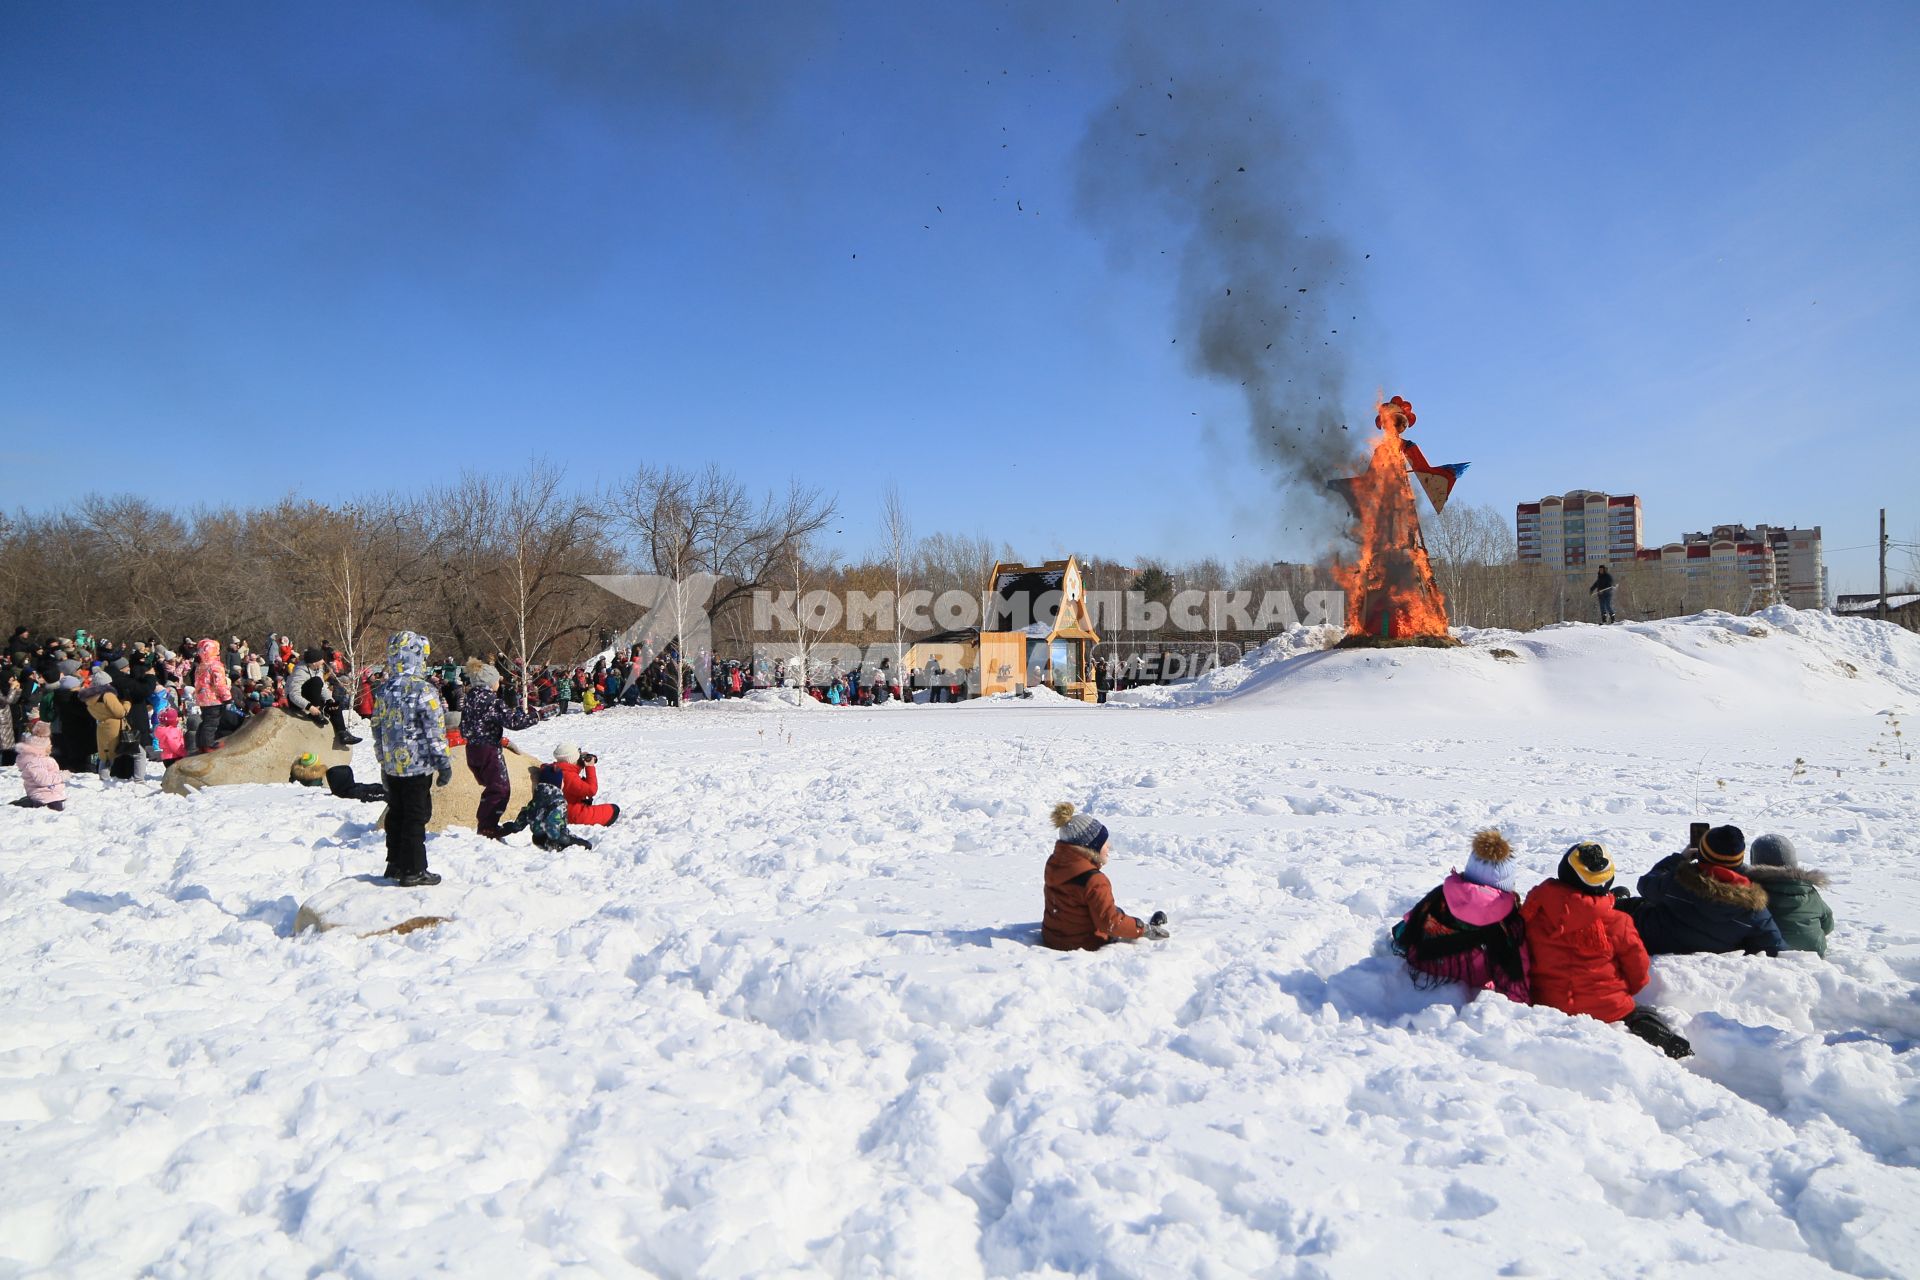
[1631, 825, 1786, 956]
[1589, 566, 1617, 624]
[53, 677, 95, 772]
[111, 656, 158, 757]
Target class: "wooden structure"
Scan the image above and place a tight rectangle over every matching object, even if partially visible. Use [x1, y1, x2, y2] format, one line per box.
[978, 556, 1101, 701]
[902, 628, 979, 694]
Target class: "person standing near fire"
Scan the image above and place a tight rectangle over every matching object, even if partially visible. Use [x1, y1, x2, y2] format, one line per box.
[1590, 566, 1617, 624]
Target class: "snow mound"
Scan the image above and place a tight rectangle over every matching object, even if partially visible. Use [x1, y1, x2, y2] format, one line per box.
[1113, 608, 1920, 722]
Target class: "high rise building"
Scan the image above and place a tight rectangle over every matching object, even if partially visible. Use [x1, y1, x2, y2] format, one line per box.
[1627, 524, 1826, 611]
[1666, 524, 1826, 610]
[1517, 494, 1827, 615]
[1636, 532, 1778, 609]
[1773, 527, 1828, 610]
[1516, 491, 1645, 569]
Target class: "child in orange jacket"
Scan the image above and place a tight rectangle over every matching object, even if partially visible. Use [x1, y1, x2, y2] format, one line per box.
[1041, 802, 1167, 951]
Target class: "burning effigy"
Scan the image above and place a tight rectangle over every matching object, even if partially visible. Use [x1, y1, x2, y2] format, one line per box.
[1328, 396, 1469, 646]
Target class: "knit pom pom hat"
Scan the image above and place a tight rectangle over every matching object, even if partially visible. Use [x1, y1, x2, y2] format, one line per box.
[1698, 825, 1746, 867]
[554, 742, 580, 764]
[1461, 829, 1518, 893]
[1051, 802, 1109, 854]
[472, 665, 502, 690]
[1557, 841, 1616, 895]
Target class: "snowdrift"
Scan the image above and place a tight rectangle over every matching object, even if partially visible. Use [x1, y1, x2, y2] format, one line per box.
[3, 607, 1918, 1276]
[1113, 607, 1920, 721]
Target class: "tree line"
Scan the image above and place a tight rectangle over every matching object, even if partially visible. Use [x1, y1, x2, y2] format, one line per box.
[0, 464, 832, 672]
[0, 478, 1783, 674]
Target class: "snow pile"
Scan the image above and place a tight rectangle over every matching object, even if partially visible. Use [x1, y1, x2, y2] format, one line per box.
[1116, 607, 1920, 721]
[2, 609, 1918, 1275]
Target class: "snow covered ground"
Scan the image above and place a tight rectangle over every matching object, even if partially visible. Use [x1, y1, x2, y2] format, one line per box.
[3, 608, 1919, 1277]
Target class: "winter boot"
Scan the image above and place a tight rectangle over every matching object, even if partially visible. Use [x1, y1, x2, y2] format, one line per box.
[334, 731, 363, 748]
[607, 804, 621, 826]
[391, 871, 443, 888]
[1624, 1009, 1693, 1060]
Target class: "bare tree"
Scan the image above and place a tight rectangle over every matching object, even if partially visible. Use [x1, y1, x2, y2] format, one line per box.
[880, 484, 911, 681]
[783, 533, 842, 689]
[448, 464, 611, 705]
[913, 531, 1007, 600]
[610, 465, 699, 704]
[1423, 502, 1516, 627]
[606, 464, 837, 698]
[253, 496, 442, 674]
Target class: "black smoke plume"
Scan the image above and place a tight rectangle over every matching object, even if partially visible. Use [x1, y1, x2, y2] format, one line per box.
[1074, 21, 1364, 523]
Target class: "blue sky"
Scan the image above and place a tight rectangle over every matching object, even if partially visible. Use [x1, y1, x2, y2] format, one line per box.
[2, 1, 1915, 593]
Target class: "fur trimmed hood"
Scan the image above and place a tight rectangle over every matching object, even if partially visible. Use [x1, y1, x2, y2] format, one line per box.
[1675, 860, 1770, 911]
[1743, 863, 1828, 888]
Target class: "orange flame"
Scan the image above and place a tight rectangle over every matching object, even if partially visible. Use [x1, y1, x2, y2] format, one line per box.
[1332, 397, 1451, 638]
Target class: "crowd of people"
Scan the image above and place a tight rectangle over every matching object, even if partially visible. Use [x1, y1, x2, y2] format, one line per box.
[3, 625, 371, 799]
[0, 623, 940, 806]
[0, 623, 772, 883]
[1386, 824, 1834, 1059]
[1, 620, 998, 840]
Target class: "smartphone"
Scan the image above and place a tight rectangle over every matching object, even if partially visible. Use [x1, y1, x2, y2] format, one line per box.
[1688, 821, 1709, 852]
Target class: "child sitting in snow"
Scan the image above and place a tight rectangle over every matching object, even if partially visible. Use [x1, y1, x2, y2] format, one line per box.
[1521, 842, 1692, 1059]
[1391, 830, 1530, 1002]
[11, 722, 67, 812]
[1041, 802, 1168, 951]
[1629, 825, 1786, 957]
[553, 744, 620, 827]
[498, 777, 594, 852]
[1743, 833, 1834, 958]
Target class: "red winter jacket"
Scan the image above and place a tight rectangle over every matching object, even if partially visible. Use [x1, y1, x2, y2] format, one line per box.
[1041, 842, 1145, 951]
[1519, 880, 1649, 1023]
[556, 760, 617, 826]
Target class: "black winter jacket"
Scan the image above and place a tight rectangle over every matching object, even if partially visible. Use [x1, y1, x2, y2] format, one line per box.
[1633, 853, 1786, 956]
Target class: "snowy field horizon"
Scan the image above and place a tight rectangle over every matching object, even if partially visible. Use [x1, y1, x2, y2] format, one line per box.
[5, 606, 1919, 1277]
